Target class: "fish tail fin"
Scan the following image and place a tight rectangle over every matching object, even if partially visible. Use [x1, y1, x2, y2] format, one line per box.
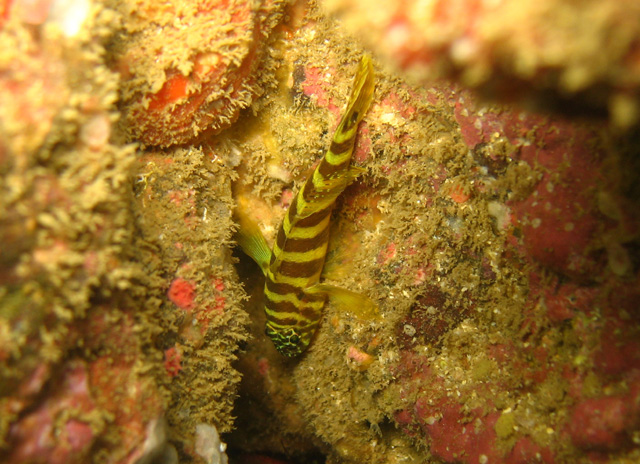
[334, 55, 375, 144]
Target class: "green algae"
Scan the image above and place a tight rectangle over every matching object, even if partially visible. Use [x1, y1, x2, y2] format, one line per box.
[495, 410, 516, 439]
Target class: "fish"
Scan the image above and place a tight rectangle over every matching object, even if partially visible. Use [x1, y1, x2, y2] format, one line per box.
[235, 55, 377, 357]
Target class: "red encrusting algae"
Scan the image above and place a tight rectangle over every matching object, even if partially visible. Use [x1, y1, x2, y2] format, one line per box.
[168, 277, 196, 311]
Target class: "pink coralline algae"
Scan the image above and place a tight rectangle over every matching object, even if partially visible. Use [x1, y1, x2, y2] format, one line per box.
[167, 275, 228, 334]
[346, 346, 373, 371]
[164, 346, 183, 378]
[323, 0, 640, 127]
[0, 2, 172, 461]
[168, 277, 197, 310]
[453, 91, 613, 281]
[423, 401, 502, 464]
[6, 363, 97, 464]
[378, 86, 640, 462]
[511, 131, 605, 281]
[506, 438, 554, 464]
[567, 393, 640, 451]
[83, 313, 166, 464]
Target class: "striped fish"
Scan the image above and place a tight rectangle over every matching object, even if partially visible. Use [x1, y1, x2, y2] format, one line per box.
[235, 56, 376, 357]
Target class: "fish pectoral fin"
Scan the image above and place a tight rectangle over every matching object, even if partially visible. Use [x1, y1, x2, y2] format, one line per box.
[308, 283, 380, 321]
[233, 208, 272, 275]
[268, 251, 284, 276]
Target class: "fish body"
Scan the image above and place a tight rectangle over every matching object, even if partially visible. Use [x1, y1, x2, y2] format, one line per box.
[235, 56, 376, 356]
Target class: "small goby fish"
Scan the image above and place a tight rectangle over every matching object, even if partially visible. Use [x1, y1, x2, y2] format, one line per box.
[234, 56, 377, 357]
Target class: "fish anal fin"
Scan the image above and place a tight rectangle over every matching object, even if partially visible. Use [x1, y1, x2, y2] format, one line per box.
[308, 283, 380, 321]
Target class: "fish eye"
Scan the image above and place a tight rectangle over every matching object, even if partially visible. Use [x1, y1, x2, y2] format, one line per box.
[289, 333, 300, 344]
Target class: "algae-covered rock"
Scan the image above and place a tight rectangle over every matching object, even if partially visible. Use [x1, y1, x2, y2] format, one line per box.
[0, 3, 166, 461]
[108, 0, 293, 147]
[323, 0, 640, 128]
[226, 2, 640, 463]
[0, 1, 255, 462]
[131, 146, 250, 443]
[2, 0, 639, 463]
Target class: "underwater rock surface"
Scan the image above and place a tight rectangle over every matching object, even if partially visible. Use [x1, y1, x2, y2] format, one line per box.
[0, 0, 253, 462]
[110, 0, 292, 148]
[323, 0, 640, 128]
[1, 0, 639, 463]
[229, 2, 640, 463]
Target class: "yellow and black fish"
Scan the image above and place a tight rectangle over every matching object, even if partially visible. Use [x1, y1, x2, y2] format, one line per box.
[235, 56, 377, 357]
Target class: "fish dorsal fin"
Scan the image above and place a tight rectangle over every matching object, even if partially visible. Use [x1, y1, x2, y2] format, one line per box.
[288, 56, 375, 222]
[334, 55, 375, 144]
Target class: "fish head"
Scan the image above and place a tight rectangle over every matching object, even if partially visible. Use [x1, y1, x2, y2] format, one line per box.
[265, 322, 310, 357]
